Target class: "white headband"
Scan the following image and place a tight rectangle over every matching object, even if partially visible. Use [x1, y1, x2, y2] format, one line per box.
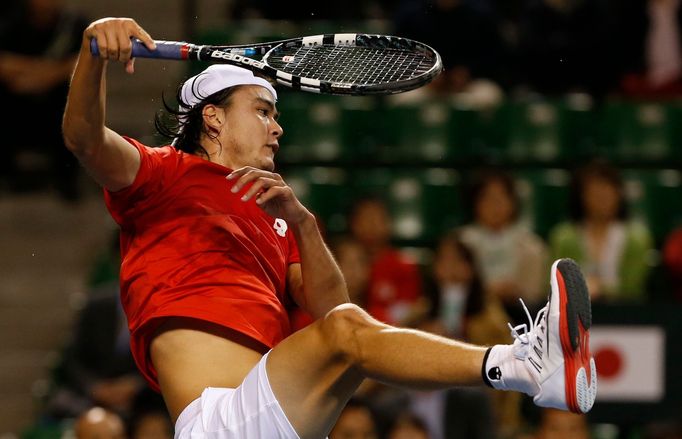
[180, 64, 277, 109]
[173, 65, 277, 146]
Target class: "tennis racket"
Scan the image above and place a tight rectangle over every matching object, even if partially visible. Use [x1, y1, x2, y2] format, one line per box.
[90, 34, 442, 95]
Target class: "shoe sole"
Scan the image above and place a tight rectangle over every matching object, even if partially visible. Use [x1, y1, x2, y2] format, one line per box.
[554, 258, 597, 413]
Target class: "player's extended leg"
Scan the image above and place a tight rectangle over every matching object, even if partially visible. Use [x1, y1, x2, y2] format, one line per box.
[267, 304, 487, 439]
[267, 258, 597, 439]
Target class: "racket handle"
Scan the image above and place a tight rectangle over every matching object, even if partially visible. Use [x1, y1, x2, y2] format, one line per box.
[89, 38, 189, 60]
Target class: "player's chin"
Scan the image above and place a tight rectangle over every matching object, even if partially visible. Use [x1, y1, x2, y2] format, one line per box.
[259, 158, 276, 172]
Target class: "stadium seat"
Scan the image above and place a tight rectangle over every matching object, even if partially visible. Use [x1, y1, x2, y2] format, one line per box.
[350, 168, 464, 244]
[496, 97, 598, 163]
[380, 99, 453, 163]
[338, 96, 383, 162]
[515, 168, 572, 239]
[280, 166, 354, 234]
[502, 101, 563, 162]
[277, 93, 345, 162]
[597, 102, 676, 162]
[623, 169, 682, 244]
[21, 422, 67, 439]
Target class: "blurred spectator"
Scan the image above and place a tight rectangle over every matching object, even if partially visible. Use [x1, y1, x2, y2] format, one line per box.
[405, 387, 497, 439]
[289, 236, 371, 331]
[341, 196, 427, 433]
[424, 231, 510, 342]
[43, 280, 144, 419]
[393, 0, 506, 94]
[331, 236, 372, 308]
[533, 408, 590, 439]
[329, 397, 379, 439]
[490, 0, 527, 49]
[515, 0, 612, 98]
[0, 0, 88, 201]
[386, 412, 431, 439]
[128, 387, 173, 439]
[548, 160, 654, 302]
[612, 0, 682, 99]
[348, 196, 426, 326]
[74, 407, 126, 439]
[416, 232, 520, 439]
[458, 169, 549, 321]
[642, 419, 682, 439]
[662, 226, 682, 301]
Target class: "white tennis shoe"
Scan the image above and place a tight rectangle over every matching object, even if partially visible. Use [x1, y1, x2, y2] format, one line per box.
[484, 258, 597, 413]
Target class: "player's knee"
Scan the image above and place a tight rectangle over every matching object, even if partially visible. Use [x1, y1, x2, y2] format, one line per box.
[321, 303, 378, 365]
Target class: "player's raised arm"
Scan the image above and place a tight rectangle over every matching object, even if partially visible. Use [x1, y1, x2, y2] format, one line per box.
[62, 17, 156, 192]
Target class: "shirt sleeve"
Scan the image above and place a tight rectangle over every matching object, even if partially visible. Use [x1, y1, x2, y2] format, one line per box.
[103, 138, 175, 226]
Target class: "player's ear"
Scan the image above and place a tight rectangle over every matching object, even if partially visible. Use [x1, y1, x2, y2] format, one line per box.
[203, 104, 226, 131]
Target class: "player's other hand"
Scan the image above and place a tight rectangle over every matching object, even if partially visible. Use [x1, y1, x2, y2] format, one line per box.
[84, 17, 156, 74]
[227, 167, 312, 224]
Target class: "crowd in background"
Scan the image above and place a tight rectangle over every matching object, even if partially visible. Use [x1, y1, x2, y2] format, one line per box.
[30, 159, 682, 439]
[6, 0, 682, 200]
[228, 0, 682, 101]
[3, 0, 682, 438]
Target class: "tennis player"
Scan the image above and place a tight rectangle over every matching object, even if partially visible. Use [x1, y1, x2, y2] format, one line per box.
[63, 18, 596, 438]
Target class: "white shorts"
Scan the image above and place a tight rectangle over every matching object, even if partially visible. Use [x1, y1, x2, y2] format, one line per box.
[174, 351, 300, 439]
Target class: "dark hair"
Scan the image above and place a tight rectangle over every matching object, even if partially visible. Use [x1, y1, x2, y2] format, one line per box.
[388, 412, 430, 436]
[568, 159, 628, 222]
[335, 396, 379, 434]
[344, 396, 375, 412]
[155, 70, 277, 156]
[466, 168, 520, 223]
[154, 78, 245, 156]
[347, 195, 389, 223]
[434, 231, 485, 317]
[127, 387, 172, 438]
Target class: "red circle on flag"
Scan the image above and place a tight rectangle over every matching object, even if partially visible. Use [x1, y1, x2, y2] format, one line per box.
[594, 346, 623, 379]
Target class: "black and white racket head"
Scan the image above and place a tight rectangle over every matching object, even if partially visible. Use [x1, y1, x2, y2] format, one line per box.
[261, 33, 443, 95]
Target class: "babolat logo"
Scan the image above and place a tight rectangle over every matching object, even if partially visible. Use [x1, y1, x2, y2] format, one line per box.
[210, 52, 265, 69]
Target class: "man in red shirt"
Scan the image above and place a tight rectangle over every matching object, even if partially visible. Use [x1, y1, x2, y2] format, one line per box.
[62, 17, 597, 438]
[348, 196, 424, 326]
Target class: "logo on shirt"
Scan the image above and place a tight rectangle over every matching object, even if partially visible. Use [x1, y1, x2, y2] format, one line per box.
[273, 218, 288, 237]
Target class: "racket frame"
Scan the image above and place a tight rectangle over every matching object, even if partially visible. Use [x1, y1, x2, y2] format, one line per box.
[91, 33, 442, 96]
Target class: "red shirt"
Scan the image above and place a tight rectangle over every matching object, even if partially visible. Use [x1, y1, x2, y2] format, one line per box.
[104, 138, 300, 391]
[366, 248, 423, 325]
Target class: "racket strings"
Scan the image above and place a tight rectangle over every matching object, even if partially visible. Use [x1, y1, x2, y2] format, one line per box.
[269, 45, 434, 84]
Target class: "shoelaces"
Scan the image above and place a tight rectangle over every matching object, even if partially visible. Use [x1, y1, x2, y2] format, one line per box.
[507, 299, 548, 361]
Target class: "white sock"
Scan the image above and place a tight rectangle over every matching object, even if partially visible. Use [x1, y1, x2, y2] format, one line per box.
[482, 345, 539, 396]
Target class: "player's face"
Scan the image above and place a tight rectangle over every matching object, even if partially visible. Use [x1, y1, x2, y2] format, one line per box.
[221, 86, 283, 172]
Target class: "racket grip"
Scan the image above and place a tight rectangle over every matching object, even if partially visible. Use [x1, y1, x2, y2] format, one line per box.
[89, 39, 188, 60]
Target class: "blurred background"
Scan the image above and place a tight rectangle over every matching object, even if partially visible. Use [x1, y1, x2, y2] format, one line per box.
[1, 0, 682, 438]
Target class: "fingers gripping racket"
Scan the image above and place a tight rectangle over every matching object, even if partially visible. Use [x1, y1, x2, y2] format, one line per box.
[90, 34, 443, 95]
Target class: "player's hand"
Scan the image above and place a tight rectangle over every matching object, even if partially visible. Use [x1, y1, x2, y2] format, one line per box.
[227, 167, 311, 224]
[83, 17, 156, 74]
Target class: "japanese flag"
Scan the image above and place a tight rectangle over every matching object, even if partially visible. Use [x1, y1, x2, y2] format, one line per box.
[590, 325, 665, 402]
